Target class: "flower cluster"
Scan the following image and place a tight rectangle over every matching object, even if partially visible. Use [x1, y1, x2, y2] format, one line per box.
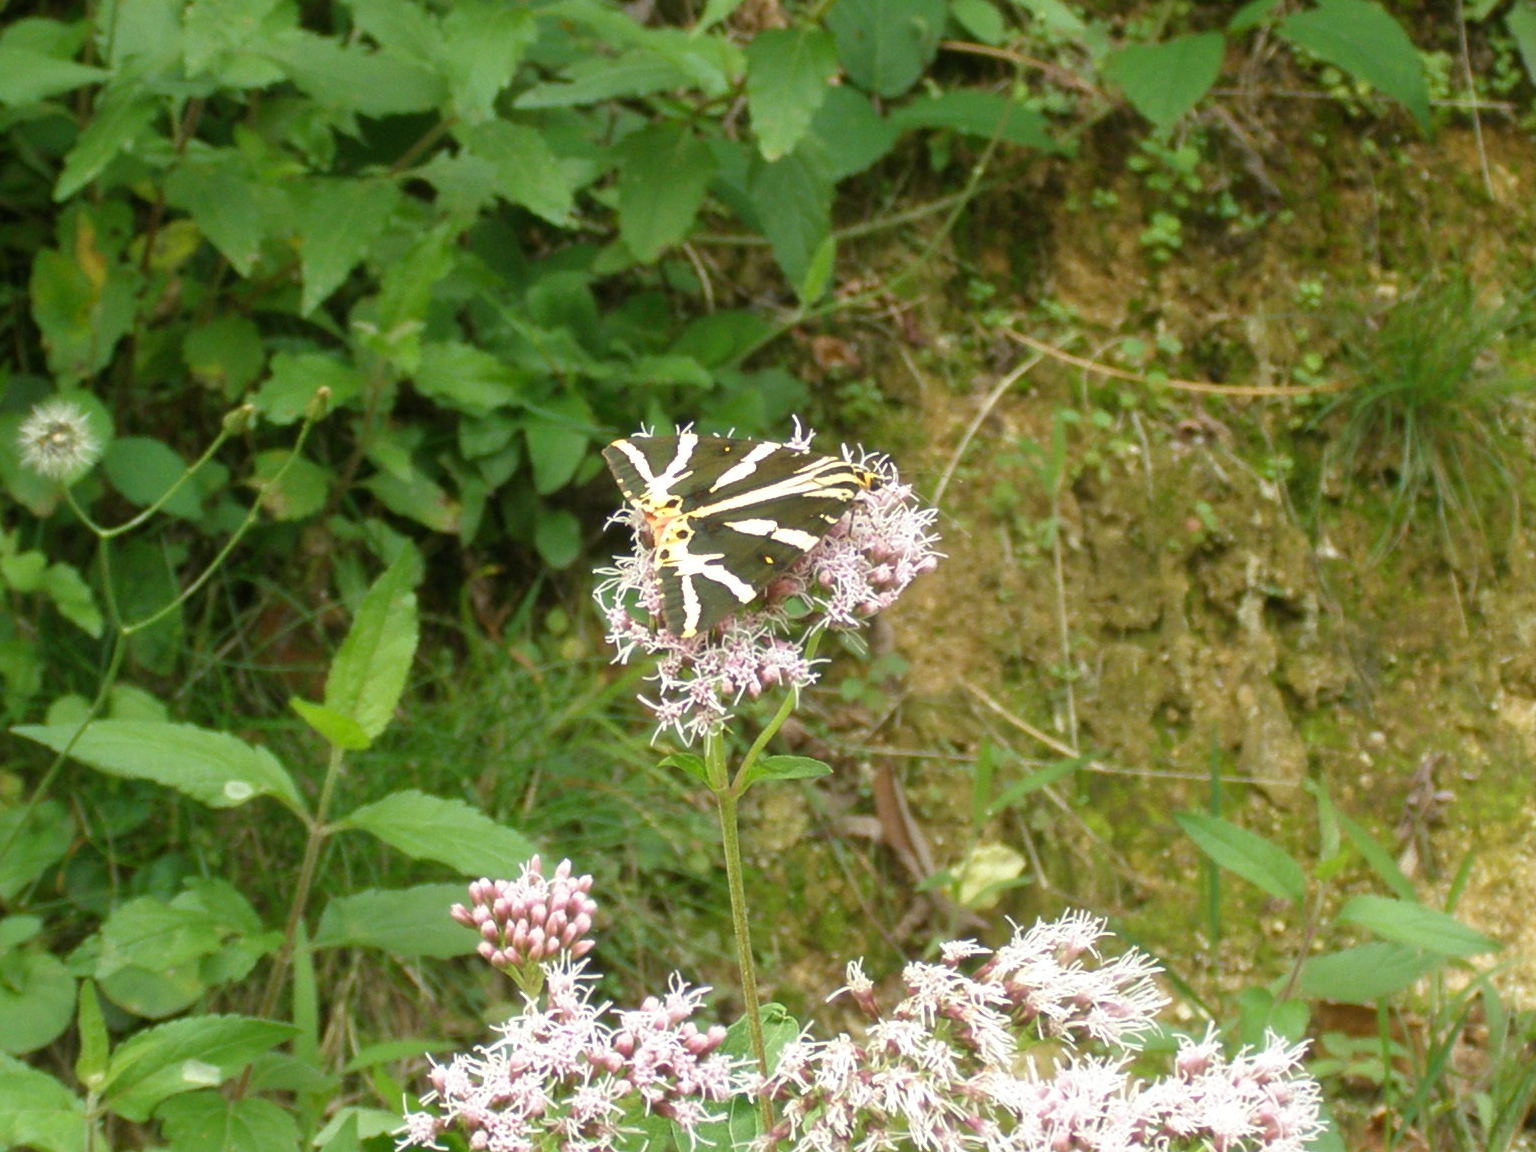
[16, 398, 102, 482]
[595, 425, 940, 742]
[759, 912, 1323, 1152]
[399, 961, 742, 1152]
[451, 857, 597, 993]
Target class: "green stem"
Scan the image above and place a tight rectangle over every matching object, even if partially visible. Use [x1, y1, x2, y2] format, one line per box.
[705, 731, 775, 1134]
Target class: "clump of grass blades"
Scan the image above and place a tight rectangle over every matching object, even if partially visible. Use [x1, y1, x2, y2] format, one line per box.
[1317, 277, 1534, 564]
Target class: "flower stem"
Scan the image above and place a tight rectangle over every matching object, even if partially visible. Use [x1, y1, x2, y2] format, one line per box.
[705, 731, 775, 1133]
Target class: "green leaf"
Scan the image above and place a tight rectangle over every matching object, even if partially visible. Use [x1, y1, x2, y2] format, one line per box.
[98, 1015, 297, 1122]
[157, 1091, 300, 1152]
[267, 30, 447, 116]
[825, 0, 945, 98]
[164, 149, 277, 276]
[75, 982, 109, 1090]
[1174, 811, 1307, 904]
[13, 720, 305, 813]
[1278, 0, 1430, 131]
[1103, 33, 1224, 130]
[1230, 0, 1282, 32]
[183, 316, 265, 396]
[415, 341, 526, 416]
[312, 885, 478, 957]
[0, 1053, 85, 1152]
[1509, 0, 1536, 87]
[440, 0, 536, 120]
[102, 437, 202, 519]
[746, 28, 839, 161]
[288, 699, 370, 751]
[534, 508, 581, 569]
[1337, 895, 1499, 958]
[54, 90, 158, 200]
[249, 450, 330, 521]
[657, 752, 709, 784]
[361, 468, 460, 534]
[513, 49, 693, 109]
[617, 122, 716, 262]
[950, 0, 1007, 45]
[0, 801, 74, 902]
[889, 89, 1060, 150]
[0, 948, 75, 1055]
[461, 120, 579, 227]
[749, 152, 832, 298]
[0, 47, 109, 105]
[696, 0, 749, 33]
[740, 754, 832, 787]
[339, 789, 539, 875]
[322, 555, 418, 744]
[295, 179, 399, 315]
[1335, 809, 1416, 899]
[524, 396, 594, 495]
[802, 86, 898, 180]
[253, 353, 361, 425]
[1295, 941, 1439, 1003]
[29, 243, 137, 381]
[42, 562, 103, 637]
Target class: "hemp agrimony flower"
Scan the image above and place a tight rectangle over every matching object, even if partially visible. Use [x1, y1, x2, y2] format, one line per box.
[17, 398, 102, 482]
[595, 424, 940, 742]
[758, 913, 1324, 1152]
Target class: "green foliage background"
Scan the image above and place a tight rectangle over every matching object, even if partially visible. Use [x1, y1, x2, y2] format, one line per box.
[4, 0, 1536, 1148]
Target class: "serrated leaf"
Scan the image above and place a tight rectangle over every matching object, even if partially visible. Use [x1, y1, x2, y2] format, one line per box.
[1103, 33, 1224, 130]
[440, 0, 535, 119]
[1295, 941, 1438, 1003]
[1174, 811, 1306, 904]
[266, 29, 447, 116]
[289, 699, 370, 750]
[825, 0, 945, 98]
[414, 341, 525, 416]
[312, 885, 478, 957]
[889, 89, 1059, 150]
[1278, 0, 1429, 131]
[0, 1053, 85, 1152]
[513, 50, 692, 108]
[295, 178, 399, 315]
[617, 122, 716, 262]
[13, 720, 304, 813]
[102, 437, 202, 519]
[746, 28, 838, 161]
[164, 149, 278, 276]
[1337, 895, 1499, 958]
[657, 752, 709, 784]
[339, 789, 538, 874]
[156, 1091, 300, 1152]
[322, 555, 417, 743]
[98, 1015, 297, 1122]
[253, 353, 361, 425]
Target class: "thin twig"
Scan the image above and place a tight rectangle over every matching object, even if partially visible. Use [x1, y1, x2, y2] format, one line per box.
[1454, 0, 1495, 200]
[930, 351, 1043, 508]
[1004, 329, 1344, 397]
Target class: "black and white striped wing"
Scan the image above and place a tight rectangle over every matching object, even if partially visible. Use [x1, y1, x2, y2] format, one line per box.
[603, 432, 867, 637]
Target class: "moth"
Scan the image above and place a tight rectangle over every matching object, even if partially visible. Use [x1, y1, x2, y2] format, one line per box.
[603, 431, 873, 638]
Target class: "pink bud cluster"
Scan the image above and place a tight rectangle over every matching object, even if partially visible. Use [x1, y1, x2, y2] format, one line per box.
[451, 857, 597, 976]
[595, 424, 941, 743]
